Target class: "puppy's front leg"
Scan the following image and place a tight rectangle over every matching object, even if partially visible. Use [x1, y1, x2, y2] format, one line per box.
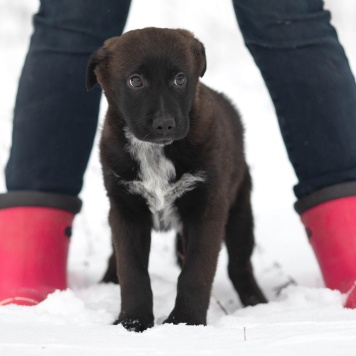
[109, 201, 153, 332]
[165, 204, 227, 325]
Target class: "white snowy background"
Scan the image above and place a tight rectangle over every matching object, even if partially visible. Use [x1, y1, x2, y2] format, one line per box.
[1, 1, 356, 355]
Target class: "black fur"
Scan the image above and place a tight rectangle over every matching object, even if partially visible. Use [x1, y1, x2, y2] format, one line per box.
[87, 27, 266, 332]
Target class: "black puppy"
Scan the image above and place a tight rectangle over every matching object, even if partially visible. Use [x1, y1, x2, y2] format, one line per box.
[87, 27, 266, 332]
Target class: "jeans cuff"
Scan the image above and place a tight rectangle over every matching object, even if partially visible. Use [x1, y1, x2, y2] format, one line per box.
[294, 181, 356, 214]
[0, 191, 82, 214]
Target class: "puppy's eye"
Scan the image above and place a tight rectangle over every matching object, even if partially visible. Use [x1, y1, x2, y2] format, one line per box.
[129, 75, 143, 88]
[174, 73, 186, 86]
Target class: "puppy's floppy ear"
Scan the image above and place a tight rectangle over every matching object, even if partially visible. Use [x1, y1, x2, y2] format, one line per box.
[176, 29, 207, 78]
[86, 48, 106, 90]
[197, 41, 207, 78]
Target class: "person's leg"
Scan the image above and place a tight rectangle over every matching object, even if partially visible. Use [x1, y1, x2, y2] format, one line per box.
[232, 0, 356, 306]
[0, 0, 131, 305]
[232, 0, 356, 198]
[6, 0, 131, 195]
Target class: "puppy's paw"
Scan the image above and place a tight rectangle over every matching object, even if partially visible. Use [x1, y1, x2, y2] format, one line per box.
[229, 270, 268, 307]
[115, 314, 154, 332]
[242, 293, 268, 307]
[102, 269, 119, 284]
[236, 282, 268, 307]
[163, 309, 206, 326]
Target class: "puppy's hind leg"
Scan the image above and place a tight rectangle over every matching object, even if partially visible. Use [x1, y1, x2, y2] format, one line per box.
[225, 170, 267, 306]
[175, 232, 186, 269]
[102, 248, 119, 284]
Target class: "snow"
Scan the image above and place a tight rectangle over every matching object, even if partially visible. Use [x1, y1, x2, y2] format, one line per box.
[1, 0, 356, 355]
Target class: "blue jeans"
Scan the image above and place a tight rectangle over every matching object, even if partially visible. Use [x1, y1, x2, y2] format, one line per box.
[5, 0, 356, 200]
[5, 0, 131, 196]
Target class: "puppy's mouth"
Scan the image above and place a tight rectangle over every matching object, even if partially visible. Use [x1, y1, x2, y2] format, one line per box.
[140, 129, 188, 145]
[150, 138, 173, 145]
[136, 134, 174, 146]
[124, 115, 190, 145]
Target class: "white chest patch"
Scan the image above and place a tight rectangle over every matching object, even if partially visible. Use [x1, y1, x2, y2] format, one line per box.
[122, 131, 205, 231]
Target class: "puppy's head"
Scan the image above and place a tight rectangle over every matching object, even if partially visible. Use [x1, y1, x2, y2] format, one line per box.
[87, 27, 206, 144]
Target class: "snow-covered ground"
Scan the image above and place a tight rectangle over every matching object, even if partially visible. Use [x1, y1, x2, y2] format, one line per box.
[1, 1, 356, 355]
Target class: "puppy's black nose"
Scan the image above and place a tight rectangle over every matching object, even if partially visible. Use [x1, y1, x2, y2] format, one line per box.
[152, 118, 176, 136]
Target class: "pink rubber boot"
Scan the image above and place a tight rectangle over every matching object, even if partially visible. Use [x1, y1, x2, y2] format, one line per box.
[0, 192, 81, 306]
[296, 185, 356, 308]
